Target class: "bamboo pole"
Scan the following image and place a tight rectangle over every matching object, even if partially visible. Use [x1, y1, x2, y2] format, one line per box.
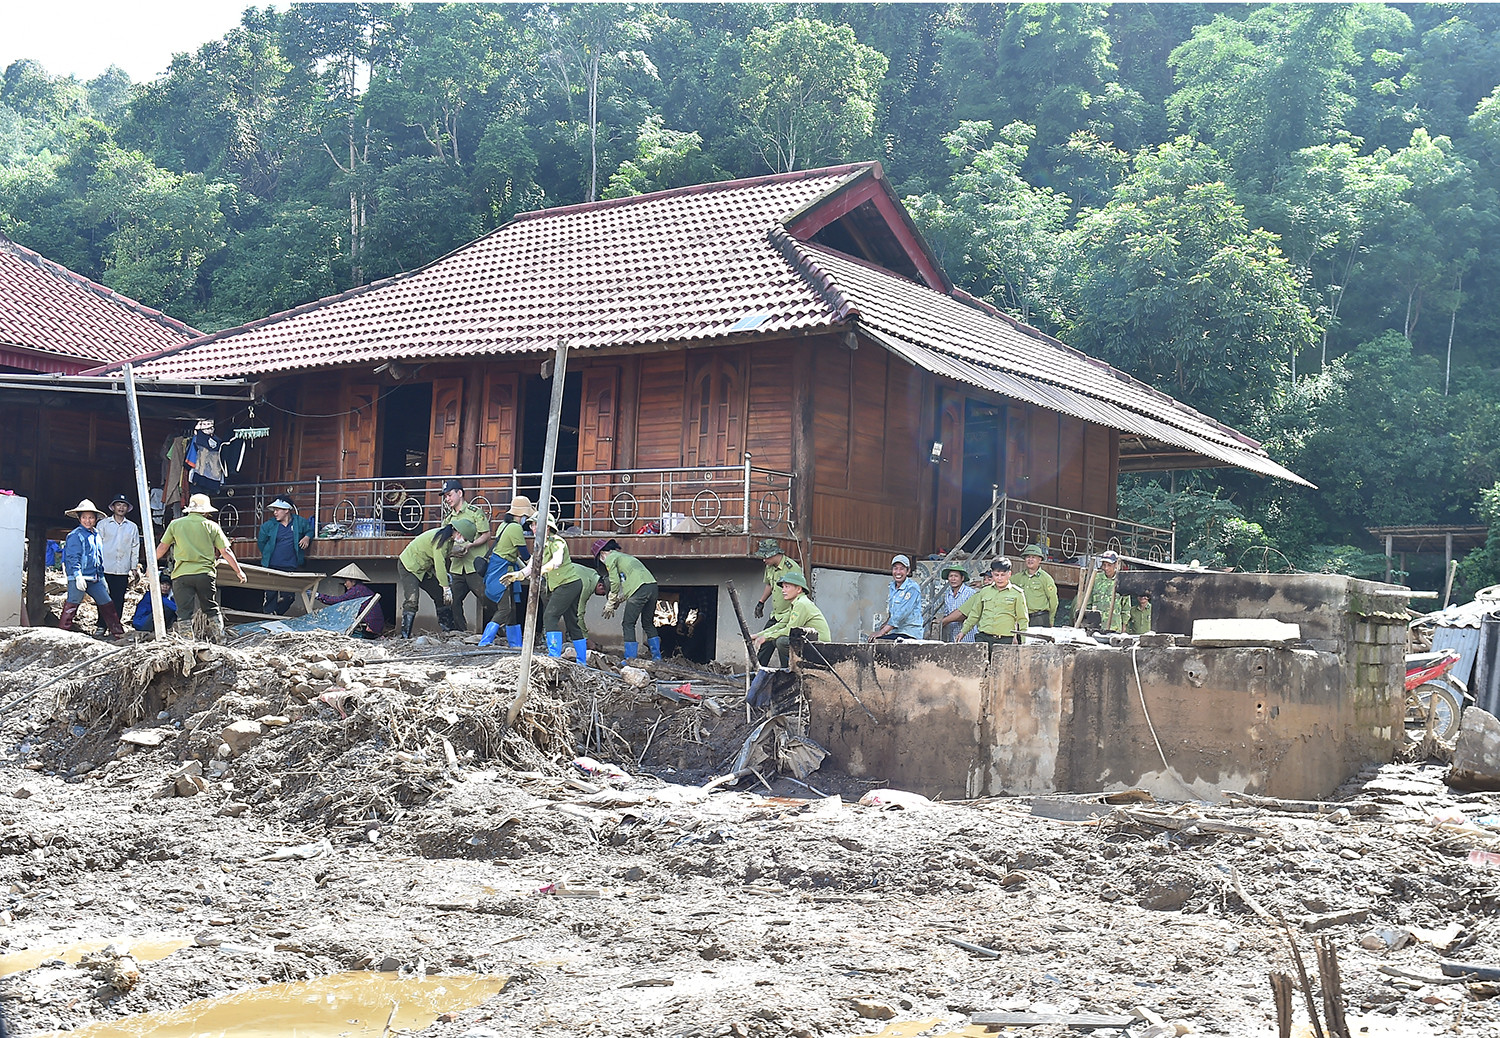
[508, 341, 569, 726]
[123, 364, 167, 638]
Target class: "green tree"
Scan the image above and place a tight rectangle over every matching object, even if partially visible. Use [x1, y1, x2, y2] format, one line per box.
[737, 17, 887, 172]
[1060, 138, 1316, 423]
[603, 113, 720, 198]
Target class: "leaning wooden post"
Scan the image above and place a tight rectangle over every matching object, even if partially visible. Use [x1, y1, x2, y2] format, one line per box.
[725, 580, 757, 719]
[508, 340, 570, 726]
[122, 364, 168, 638]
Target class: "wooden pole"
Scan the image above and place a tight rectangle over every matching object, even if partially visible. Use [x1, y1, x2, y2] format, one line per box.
[123, 364, 167, 638]
[1073, 554, 1096, 630]
[508, 341, 569, 726]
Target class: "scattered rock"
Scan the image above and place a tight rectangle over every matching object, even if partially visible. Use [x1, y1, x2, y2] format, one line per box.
[220, 720, 266, 757]
[849, 1000, 896, 1021]
[218, 802, 251, 817]
[1449, 708, 1500, 791]
[12, 784, 38, 800]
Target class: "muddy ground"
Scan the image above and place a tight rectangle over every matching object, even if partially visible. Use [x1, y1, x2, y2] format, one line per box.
[0, 624, 1498, 1038]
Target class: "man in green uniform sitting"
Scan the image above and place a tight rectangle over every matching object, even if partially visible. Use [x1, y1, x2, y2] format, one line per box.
[1013, 544, 1058, 627]
[753, 570, 829, 669]
[593, 538, 662, 661]
[939, 557, 1029, 645]
[1085, 550, 1129, 633]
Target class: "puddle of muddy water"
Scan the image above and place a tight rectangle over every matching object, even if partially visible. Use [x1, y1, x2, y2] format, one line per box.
[0, 937, 193, 976]
[853, 1020, 989, 1038]
[34, 971, 509, 1038]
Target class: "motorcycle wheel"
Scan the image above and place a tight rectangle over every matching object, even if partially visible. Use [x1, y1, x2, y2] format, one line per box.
[1414, 682, 1464, 741]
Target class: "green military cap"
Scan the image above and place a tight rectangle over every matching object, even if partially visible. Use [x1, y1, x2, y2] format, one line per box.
[1022, 544, 1045, 559]
[777, 570, 809, 590]
[753, 538, 783, 559]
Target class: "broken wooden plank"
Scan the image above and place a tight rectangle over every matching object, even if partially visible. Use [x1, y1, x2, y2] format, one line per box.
[1223, 791, 1380, 816]
[1440, 960, 1500, 981]
[1122, 809, 1262, 838]
[969, 1011, 1136, 1029]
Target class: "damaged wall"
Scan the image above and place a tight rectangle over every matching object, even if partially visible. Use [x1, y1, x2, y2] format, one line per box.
[802, 572, 1407, 801]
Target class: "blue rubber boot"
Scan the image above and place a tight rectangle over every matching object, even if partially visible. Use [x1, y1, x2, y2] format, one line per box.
[505, 624, 523, 649]
[623, 641, 638, 660]
[545, 631, 564, 657]
[572, 639, 590, 667]
[648, 636, 663, 661]
[478, 622, 501, 647]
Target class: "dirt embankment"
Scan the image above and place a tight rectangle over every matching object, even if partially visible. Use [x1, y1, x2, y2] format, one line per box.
[0, 627, 1497, 1038]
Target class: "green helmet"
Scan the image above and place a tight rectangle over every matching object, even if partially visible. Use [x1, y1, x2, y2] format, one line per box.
[1022, 544, 1045, 559]
[450, 517, 477, 541]
[777, 569, 809, 590]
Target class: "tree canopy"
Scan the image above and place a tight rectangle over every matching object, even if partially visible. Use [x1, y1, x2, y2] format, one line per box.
[6, 2, 1500, 592]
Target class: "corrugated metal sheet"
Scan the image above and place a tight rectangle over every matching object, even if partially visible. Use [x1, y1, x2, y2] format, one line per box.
[1432, 625, 1483, 687]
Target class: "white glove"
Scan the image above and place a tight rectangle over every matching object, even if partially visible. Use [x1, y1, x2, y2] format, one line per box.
[442, 586, 453, 605]
[75, 572, 88, 591]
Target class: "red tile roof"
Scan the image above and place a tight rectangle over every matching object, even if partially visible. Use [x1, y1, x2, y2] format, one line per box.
[0, 235, 199, 373]
[121, 165, 870, 380]
[102, 162, 1303, 483]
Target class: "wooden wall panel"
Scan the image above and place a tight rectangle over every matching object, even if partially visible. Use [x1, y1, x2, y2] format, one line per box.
[1005, 405, 1029, 499]
[1083, 423, 1112, 517]
[1057, 415, 1086, 512]
[812, 348, 850, 491]
[683, 352, 744, 467]
[746, 345, 794, 471]
[295, 378, 341, 484]
[1029, 407, 1060, 507]
[812, 493, 911, 551]
[883, 358, 923, 497]
[849, 349, 888, 491]
[635, 353, 687, 469]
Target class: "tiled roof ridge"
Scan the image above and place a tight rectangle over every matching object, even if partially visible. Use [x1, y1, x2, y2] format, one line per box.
[947, 286, 1264, 452]
[507, 163, 877, 225]
[0, 233, 202, 343]
[770, 227, 858, 323]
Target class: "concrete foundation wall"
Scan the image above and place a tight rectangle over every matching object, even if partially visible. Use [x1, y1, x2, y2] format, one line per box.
[802, 571, 1408, 802]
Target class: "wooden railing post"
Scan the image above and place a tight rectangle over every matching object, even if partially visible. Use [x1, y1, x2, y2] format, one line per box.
[741, 452, 752, 533]
[314, 476, 321, 533]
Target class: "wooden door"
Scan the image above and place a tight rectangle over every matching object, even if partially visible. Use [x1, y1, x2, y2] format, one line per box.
[683, 353, 744, 467]
[341, 382, 380, 482]
[426, 378, 464, 479]
[477, 371, 519, 475]
[578, 368, 619, 524]
[935, 391, 964, 550]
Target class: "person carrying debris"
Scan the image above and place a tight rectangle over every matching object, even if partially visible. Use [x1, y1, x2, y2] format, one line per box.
[131, 574, 176, 633]
[156, 493, 247, 641]
[938, 565, 976, 642]
[499, 514, 588, 664]
[96, 494, 141, 635]
[256, 497, 314, 615]
[395, 518, 475, 638]
[316, 563, 385, 638]
[1014, 544, 1059, 627]
[868, 553, 924, 641]
[939, 557, 1028, 645]
[478, 495, 536, 648]
[753, 570, 829, 669]
[440, 479, 494, 635]
[58, 498, 127, 639]
[593, 538, 662, 661]
[1085, 550, 1129, 633]
[751, 538, 801, 634]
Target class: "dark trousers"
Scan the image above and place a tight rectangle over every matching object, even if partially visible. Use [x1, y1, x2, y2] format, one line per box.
[174, 571, 223, 640]
[621, 582, 659, 641]
[976, 632, 1018, 646]
[757, 636, 791, 669]
[398, 562, 446, 615]
[489, 582, 528, 627]
[265, 590, 295, 615]
[100, 573, 130, 627]
[1028, 611, 1051, 628]
[543, 579, 585, 639]
[450, 555, 492, 631]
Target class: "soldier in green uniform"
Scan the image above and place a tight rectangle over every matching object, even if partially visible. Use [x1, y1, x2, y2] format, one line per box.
[1085, 550, 1130, 633]
[753, 570, 830, 668]
[593, 538, 662, 661]
[440, 479, 494, 634]
[1013, 544, 1058, 627]
[751, 538, 802, 635]
[395, 517, 475, 638]
[939, 557, 1030, 645]
[1124, 591, 1153, 635]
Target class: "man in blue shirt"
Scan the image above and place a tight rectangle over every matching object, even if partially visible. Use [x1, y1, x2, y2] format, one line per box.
[868, 553, 925, 641]
[131, 575, 178, 632]
[257, 497, 314, 614]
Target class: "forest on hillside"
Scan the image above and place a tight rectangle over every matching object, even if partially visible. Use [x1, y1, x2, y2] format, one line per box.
[4, 3, 1500, 591]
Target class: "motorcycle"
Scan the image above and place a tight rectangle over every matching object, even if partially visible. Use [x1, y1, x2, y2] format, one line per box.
[1405, 649, 1469, 741]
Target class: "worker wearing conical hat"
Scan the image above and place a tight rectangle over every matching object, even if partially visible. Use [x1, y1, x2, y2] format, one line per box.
[316, 563, 385, 638]
[58, 499, 126, 640]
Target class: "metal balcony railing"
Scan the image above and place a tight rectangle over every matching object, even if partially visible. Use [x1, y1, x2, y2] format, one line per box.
[211, 454, 796, 543]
